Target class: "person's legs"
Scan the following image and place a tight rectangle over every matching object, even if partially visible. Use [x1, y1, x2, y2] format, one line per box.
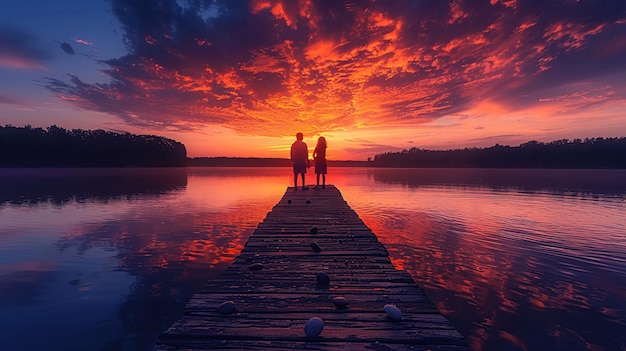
[301, 173, 307, 189]
[293, 173, 298, 190]
[316, 173, 320, 186]
[322, 174, 326, 188]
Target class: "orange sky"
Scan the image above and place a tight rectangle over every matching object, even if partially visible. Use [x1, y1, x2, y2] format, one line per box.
[2, 0, 626, 160]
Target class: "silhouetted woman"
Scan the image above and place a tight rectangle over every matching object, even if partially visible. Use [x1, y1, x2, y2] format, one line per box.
[313, 136, 327, 189]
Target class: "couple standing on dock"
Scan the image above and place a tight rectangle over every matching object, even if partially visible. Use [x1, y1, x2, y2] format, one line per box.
[290, 132, 327, 191]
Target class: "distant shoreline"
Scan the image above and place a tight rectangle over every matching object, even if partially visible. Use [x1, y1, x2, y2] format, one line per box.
[4, 160, 623, 169]
[186, 157, 370, 167]
[185, 157, 626, 169]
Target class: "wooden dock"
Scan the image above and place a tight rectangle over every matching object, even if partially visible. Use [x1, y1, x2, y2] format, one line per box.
[154, 185, 468, 350]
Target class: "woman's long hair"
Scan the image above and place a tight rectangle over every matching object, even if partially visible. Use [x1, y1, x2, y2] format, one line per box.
[316, 136, 327, 149]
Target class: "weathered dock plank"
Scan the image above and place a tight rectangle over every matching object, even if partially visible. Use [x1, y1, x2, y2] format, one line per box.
[154, 185, 468, 350]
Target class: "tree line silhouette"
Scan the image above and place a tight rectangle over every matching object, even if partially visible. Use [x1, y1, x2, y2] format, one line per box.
[3, 125, 625, 168]
[1, 125, 187, 167]
[372, 138, 626, 168]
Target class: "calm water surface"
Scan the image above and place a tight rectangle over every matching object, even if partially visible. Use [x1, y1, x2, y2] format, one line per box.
[1, 167, 625, 351]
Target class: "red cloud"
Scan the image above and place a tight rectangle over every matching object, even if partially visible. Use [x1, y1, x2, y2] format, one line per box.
[44, 0, 626, 138]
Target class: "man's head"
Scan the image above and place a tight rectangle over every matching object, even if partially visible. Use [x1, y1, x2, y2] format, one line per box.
[296, 132, 303, 141]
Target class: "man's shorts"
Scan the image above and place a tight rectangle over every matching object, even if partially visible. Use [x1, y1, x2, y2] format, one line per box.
[293, 164, 307, 174]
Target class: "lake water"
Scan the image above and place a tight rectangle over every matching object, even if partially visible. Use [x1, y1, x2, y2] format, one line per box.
[1, 167, 625, 351]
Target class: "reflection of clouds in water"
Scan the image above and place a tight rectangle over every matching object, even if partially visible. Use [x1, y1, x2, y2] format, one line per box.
[2, 168, 625, 351]
[56, 195, 276, 272]
[46, 174, 281, 350]
[0, 169, 284, 350]
[343, 182, 626, 351]
[0, 261, 57, 305]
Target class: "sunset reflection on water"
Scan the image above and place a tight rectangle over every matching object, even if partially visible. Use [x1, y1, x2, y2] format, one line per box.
[0, 168, 285, 351]
[50, 169, 287, 272]
[334, 169, 626, 351]
[1, 167, 625, 351]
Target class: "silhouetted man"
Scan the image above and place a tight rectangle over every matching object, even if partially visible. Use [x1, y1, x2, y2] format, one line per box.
[290, 132, 309, 190]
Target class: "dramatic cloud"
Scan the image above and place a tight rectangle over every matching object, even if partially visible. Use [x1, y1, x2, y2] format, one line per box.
[0, 26, 50, 69]
[60, 42, 75, 55]
[44, 0, 626, 138]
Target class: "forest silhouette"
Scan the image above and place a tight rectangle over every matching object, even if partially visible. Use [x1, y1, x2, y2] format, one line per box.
[2, 125, 625, 168]
[373, 138, 626, 168]
[190, 138, 626, 168]
[1, 125, 186, 167]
